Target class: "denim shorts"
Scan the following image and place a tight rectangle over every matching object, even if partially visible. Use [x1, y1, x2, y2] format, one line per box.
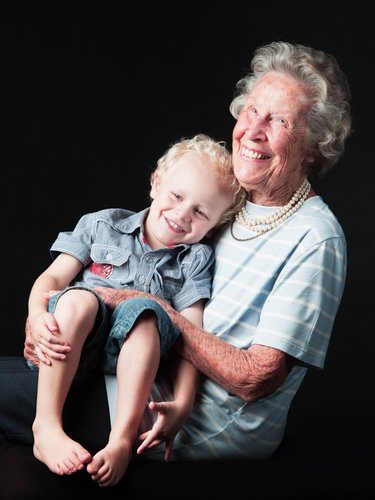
[27, 285, 180, 374]
[101, 297, 180, 374]
[27, 284, 110, 372]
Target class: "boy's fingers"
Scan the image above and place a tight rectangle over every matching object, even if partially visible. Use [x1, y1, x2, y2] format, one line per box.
[35, 345, 51, 366]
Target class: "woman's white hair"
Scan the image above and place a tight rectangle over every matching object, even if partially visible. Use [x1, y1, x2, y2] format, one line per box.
[230, 41, 352, 178]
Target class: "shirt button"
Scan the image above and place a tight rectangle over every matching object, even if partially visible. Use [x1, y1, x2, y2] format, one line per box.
[106, 253, 112, 261]
[138, 275, 145, 284]
[146, 256, 153, 263]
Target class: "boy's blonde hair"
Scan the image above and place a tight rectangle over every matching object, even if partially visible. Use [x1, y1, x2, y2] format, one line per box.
[151, 134, 245, 226]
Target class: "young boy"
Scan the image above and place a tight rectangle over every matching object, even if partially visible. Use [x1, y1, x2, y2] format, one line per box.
[26, 134, 245, 487]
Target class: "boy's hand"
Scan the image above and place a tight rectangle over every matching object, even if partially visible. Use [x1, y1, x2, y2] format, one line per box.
[136, 400, 189, 461]
[24, 318, 40, 366]
[26, 312, 71, 366]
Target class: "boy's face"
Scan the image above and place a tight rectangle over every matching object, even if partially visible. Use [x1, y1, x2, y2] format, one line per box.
[144, 152, 234, 249]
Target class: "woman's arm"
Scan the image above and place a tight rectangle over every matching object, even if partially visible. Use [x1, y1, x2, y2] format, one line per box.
[95, 287, 294, 402]
[170, 301, 202, 410]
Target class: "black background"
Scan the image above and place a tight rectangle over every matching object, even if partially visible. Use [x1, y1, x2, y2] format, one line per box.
[1, 0, 374, 471]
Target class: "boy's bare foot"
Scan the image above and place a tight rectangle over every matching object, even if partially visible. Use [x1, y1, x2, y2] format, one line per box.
[87, 440, 132, 487]
[33, 425, 92, 475]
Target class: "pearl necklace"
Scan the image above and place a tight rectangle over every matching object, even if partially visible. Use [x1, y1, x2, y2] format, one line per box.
[230, 178, 311, 242]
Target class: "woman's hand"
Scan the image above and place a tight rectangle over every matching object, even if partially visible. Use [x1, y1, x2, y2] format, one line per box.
[95, 287, 145, 309]
[136, 400, 189, 461]
[95, 287, 175, 318]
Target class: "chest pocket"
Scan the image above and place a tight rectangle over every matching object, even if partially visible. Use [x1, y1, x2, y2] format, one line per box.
[90, 244, 133, 284]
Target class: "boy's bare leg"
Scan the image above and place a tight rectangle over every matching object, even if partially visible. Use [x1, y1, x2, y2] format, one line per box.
[32, 290, 99, 475]
[87, 311, 160, 487]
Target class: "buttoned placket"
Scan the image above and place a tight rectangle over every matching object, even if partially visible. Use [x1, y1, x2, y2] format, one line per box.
[134, 252, 157, 290]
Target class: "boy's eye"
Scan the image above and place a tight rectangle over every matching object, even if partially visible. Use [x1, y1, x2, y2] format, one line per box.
[195, 208, 208, 219]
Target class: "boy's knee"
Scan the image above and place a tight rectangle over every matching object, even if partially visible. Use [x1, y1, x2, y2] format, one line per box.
[134, 309, 159, 328]
[54, 289, 99, 318]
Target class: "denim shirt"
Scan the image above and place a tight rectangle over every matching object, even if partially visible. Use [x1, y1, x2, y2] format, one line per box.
[50, 208, 214, 312]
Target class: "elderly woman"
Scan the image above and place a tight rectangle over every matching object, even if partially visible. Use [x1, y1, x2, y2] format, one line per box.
[0, 41, 351, 477]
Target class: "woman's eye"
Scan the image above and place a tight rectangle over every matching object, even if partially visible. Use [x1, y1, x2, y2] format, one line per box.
[275, 117, 287, 125]
[246, 107, 257, 116]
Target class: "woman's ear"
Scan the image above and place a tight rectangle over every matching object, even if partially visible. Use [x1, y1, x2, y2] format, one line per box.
[305, 151, 316, 165]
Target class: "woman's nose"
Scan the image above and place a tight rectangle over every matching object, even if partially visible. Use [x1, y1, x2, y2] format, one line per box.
[244, 114, 267, 141]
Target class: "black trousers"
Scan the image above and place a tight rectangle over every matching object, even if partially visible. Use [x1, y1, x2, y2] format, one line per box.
[0, 356, 111, 454]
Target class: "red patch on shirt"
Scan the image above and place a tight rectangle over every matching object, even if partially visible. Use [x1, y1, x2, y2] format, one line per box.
[90, 262, 113, 278]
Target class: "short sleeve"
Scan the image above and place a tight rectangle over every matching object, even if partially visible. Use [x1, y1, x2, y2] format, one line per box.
[172, 244, 214, 312]
[50, 212, 98, 265]
[253, 237, 347, 368]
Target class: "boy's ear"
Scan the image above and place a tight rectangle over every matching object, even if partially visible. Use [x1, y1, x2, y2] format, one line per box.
[150, 172, 160, 199]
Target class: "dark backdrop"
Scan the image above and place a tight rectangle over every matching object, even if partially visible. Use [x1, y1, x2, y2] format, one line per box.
[1, 1, 374, 465]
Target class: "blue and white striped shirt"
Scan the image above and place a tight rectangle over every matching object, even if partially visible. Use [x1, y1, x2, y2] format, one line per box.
[133, 195, 347, 460]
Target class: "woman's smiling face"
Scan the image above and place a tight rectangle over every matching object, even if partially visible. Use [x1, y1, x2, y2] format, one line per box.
[232, 71, 314, 205]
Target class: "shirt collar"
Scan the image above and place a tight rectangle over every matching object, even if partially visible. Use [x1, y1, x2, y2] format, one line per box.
[115, 207, 149, 234]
